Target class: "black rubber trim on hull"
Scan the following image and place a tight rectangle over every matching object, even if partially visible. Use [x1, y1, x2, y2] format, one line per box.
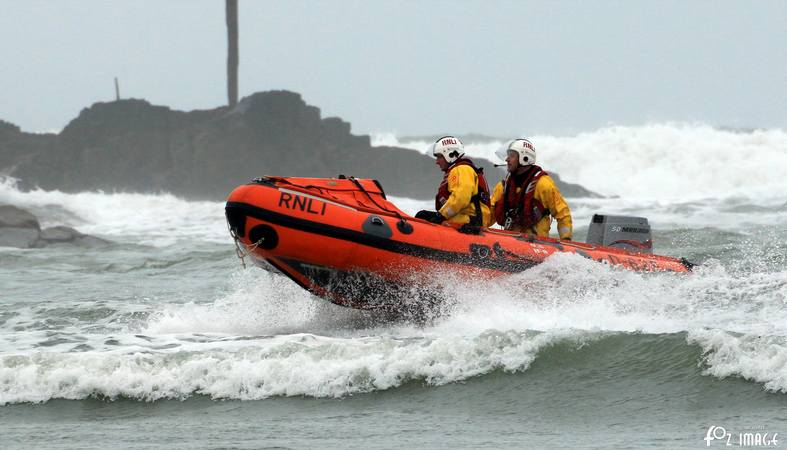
[259, 256, 313, 293]
[255, 255, 428, 311]
[277, 257, 436, 310]
[226, 201, 538, 273]
[250, 254, 346, 307]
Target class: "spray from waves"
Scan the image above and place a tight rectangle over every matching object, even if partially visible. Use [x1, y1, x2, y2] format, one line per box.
[440, 253, 787, 393]
[150, 253, 774, 339]
[3, 250, 786, 404]
[376, 126, 787, 229]
[141, 268, 362, 337]
[443, 253, 786, 336]
[1, 265, 594, 403]
[373, 124, 787, 201]
[0, 177, 227, 246]
[537, 124, 787, 201]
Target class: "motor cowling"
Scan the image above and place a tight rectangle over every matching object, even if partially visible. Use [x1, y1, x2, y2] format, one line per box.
[586, 214, 653, 254]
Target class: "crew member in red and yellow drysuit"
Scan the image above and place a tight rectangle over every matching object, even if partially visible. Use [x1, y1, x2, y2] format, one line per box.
[415, 136, 493, 229]
[490, 138, 573, 239]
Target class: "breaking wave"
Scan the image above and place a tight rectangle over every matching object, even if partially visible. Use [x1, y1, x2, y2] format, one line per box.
[373, 124, 787, 201]
[2, 252, 785, 404]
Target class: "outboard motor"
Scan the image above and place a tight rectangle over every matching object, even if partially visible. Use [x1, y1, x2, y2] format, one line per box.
[586, 214, 653, 254]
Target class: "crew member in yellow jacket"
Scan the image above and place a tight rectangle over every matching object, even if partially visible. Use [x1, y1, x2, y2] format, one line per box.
[490, 138, 573, 240]
[415, 136, 493, 230]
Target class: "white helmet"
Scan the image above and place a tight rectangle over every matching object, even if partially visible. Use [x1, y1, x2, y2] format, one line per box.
[495, 138, 536, 166]
[430, 136, 465, 164]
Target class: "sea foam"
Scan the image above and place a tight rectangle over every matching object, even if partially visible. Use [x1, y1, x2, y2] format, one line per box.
[374, 124, 787, 201]
[0, 177, 227, 246]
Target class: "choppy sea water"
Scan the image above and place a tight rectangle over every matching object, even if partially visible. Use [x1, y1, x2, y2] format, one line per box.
[2, 125, 787, 448]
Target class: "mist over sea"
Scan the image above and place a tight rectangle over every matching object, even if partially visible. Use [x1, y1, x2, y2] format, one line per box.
[1, 124, 786, 448]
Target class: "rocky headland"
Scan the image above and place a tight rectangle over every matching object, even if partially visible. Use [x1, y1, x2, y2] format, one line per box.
[0, 90, 597, 201]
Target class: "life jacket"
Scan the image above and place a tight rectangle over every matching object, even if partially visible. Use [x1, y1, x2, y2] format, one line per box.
[435, 157, 491, 226]
[494, 165, 549, 231]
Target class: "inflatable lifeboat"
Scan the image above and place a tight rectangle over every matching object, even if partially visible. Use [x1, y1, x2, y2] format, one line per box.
[225, 176, 693, 310]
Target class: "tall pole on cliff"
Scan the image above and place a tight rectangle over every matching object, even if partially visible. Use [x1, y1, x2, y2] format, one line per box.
[226, 0, 239, 108]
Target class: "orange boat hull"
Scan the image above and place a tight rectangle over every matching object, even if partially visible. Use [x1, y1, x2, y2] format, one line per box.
[225, 177, 691, 310]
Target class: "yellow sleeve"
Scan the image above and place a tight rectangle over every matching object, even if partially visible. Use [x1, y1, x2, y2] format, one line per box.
[490, 181, 504, 226]
[438, 165, 476, 219]
[481, 203, 494, 228]
[534, 176, 573, 239]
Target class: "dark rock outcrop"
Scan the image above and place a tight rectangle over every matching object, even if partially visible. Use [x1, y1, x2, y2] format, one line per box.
[0, 120, 56, 174]
[0, 204, 108, 248]
[0, 90, 597, 200]
[0, 204, 40, 229]
[0, 204, 40, 248]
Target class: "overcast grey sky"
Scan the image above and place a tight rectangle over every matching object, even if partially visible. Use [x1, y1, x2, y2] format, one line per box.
[2, 0, 785, 136]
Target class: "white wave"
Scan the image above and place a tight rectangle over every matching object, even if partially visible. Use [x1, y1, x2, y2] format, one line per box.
[438, 254, 787, 391]
[0, 328, 593, 404]
[429, 254, 787, 391]
[2, 249, 786, 402]
[371, 133, 505, 164]
[0, 259, 612, 402]
[689, 329, 787, 393]
[373, 124, 787, 201]
[0, 177, 227, 246]
[142, 269, 350, 336]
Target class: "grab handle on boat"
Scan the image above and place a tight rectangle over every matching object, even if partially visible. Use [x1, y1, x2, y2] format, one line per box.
[347, 176, 413, 234]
